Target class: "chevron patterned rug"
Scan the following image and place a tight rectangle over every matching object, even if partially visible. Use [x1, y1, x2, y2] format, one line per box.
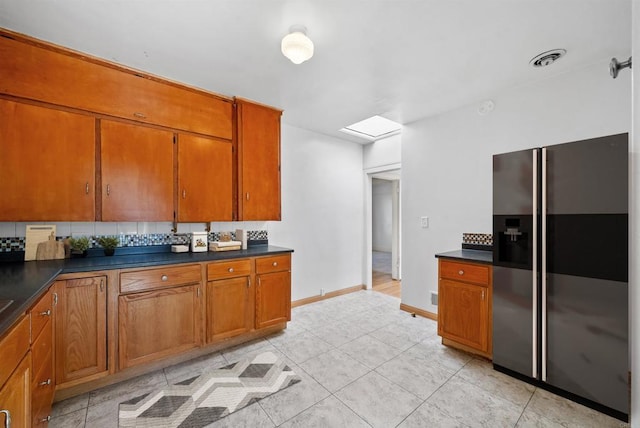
[118, 352, 300, 427]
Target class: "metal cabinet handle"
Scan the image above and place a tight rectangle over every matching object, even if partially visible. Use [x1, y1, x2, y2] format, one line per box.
[161, 275, 168, 281]
[197, 288, 201, 297]
[228, 268, 234, 273]
[133, 112, 147, 119]
[273, 262, 278, 267]
[481, 290, 485, 300]
[39, 309, 51, 317]
[1, 409, 11, 428]
[247, 277, 251, 288]
[100, 279, 104, 292]
[53, 292, 58, 306]
[246, 192, 250, 201]
[458, 270, 464, 275]
[85, 182, 90, 194]
[38, 378, 51, 386]
[39, 416, 51, 424]
[182, 189, 186, 199]
[106, 184, 111, 196]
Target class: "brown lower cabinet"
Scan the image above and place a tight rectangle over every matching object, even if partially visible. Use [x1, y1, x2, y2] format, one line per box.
[118, 285, 201, 369]
[437, 259, 492, 358]
[54, 276, 108, 386]
[3, 252, 291, 415]
[255, 255, 292, 329]
[0, 352, 31, 428]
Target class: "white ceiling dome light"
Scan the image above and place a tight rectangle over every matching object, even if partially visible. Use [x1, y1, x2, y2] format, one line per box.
[281, 25, 314, 64]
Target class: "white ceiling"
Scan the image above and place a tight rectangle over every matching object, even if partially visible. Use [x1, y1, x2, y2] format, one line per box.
[0, 0, 631, 143]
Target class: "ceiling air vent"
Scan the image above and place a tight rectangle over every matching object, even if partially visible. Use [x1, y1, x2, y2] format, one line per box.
[529, 49, 566, 67]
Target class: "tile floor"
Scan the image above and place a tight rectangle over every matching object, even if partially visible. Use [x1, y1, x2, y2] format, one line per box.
[49, 290, 628, 428]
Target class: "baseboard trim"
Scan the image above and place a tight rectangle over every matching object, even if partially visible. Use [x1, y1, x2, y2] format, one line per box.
[399, 303, 437, 321]
[292, 284, 366, 307]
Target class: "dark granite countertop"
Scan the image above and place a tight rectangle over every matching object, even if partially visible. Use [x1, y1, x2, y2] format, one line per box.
[0, 245, 293, 336]
[435, 249, 493, 264]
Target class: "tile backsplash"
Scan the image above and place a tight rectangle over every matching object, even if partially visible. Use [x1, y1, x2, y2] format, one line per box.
[462, 233, 493, 249]
[0, 221, 269, 252]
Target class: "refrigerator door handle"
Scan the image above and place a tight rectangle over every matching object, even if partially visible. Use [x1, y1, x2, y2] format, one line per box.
[532, 149, 538, 379]
[541, 147, 548, 382]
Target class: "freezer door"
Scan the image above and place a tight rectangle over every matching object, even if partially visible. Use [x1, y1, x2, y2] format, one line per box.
[492, 266, 536, 377]
[543, 133, 628, 415]
[492, 148, 539, 378]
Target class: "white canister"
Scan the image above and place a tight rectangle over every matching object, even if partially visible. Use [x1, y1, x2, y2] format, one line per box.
[191, 232, 208, 252]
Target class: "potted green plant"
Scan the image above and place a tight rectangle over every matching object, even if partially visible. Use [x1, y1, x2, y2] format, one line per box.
[96, 236, 119, 256]
[68, 236, 91, 257]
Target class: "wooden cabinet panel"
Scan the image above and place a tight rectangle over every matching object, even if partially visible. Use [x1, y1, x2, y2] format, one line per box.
[101, 120, 174, 221]
[0, 34, 233, 138]
[438, 259, 492, 357]
[438, 279, 489, 352]
[255, 271, 291, 329]
[31, 322, 54, 427]
[178, 134, 233, 222]
[237, 99, 282, 221]
[0, 352, 31, 428]
[440, 260, 489, 285]
[0, 315, 30, 389]
[55, 277, 107, 385]
[120, 265, 201, 294]
[206, 277, 253, 342]
[206, 259, 252, 281]
[118, 285, 200, 369]
[256, 255, 291, 274]
[0, 99, 95, 221]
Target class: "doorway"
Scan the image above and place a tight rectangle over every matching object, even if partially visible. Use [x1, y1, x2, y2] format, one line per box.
[365, 168, 401, 297]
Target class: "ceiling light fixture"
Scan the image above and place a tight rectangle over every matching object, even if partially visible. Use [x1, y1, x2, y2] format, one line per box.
[281, 25, 314, 64]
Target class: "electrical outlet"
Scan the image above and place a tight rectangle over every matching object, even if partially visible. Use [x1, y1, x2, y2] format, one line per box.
[320, 288, 325, 296]
[431, 291, 438, 306]
[421, 216, 429, 229]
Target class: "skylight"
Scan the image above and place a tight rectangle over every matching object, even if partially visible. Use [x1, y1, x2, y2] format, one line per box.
[340, 115, 402, 141]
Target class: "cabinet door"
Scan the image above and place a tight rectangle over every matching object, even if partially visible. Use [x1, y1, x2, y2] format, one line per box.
[237, 100, 282, 221]
[438, 279, 489, 353]
[101, 120, 173, 221]
[255, 271, 291, 329]
[55, 277, 108, 385]
[0, 353, 31, 428]
[206, 277, 253, 343]
[118, 285, 200, 369]
[177, 134, 233, 222]
[0, 99, 95, 221]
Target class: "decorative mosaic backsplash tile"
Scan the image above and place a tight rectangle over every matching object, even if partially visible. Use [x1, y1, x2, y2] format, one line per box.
[0, 238, 26, 253]
[462, 233, 493, 246]
[0, 230, 268, 253]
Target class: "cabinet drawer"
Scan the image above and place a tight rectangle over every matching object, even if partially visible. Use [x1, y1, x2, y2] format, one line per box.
[32, 349, 54, 427]
[30, 289, 53, 340]
[120, 265, 201, 293]
[439, 260, 489, 285]
[256, 255, 291, 274]
[31, 316, 52, 377]
[0, 315, 30, 389]
[207, 259, 252, 281]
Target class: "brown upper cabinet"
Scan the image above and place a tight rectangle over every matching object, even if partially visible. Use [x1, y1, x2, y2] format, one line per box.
[177, 134, 233, 222]
[0, 33, 233, 139]
[0, 99, 95, 221]
[100, 120, 174, 221]
[236, 99, 283, 221]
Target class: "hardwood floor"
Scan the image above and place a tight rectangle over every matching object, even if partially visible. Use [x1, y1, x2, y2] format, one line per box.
[372, 270, 401, 298]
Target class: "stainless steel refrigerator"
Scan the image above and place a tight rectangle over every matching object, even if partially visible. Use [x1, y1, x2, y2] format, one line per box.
[492, 133, 628, 420]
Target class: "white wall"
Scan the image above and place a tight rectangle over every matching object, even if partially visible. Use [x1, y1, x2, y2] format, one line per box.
[268, 124, 365, 301]
[372, 179, 392, 252]
[630, 0, 639, 424]
[363, 134, 401, 169]
[401, 62, 631, 314]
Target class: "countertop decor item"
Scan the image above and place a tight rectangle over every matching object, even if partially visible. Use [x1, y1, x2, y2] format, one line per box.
[69, 236, 91, 258]
[25, 225, 56, 261]
[96, 236, 119, 256]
